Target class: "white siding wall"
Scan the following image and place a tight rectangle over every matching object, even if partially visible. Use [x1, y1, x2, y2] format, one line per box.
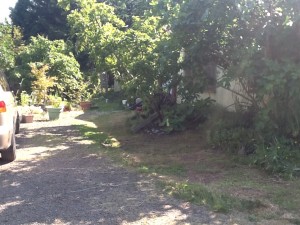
[178, 67, 249, 111]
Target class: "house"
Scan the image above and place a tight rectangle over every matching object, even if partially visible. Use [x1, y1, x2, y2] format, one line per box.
[178, 65, 250, 111]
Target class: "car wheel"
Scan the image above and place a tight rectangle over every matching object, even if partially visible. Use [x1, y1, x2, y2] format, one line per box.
[15, 113, 20, 134]
[1, 133, 16, 162]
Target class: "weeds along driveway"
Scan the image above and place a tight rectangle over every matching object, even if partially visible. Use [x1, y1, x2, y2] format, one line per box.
[1, 111, 247, 225]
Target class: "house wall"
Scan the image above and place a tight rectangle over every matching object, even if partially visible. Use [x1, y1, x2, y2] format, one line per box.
[178, 67, 249, 111]
[113, 80, 121, 92]
[201, 81, 243, 111]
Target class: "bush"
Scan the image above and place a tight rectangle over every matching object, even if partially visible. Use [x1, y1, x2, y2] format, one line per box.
[208, 109, 256, 154]
[209, 126, 256, 154]
[253, 138, 300, 178]
[207, 107, 300, 177]
[159, 98, 213, 132]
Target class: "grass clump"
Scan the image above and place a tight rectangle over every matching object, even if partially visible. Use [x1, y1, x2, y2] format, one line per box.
[159, 181, 263, 213]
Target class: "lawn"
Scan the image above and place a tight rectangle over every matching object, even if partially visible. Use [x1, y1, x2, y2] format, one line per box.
[78, 105, 300, 224]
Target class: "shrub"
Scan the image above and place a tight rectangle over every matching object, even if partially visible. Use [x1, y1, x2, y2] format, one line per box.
[159, 98, 213, 132]
[209, 126, 256, 154]
[253, 138, 300, 178]
[208, 109, 256, 154]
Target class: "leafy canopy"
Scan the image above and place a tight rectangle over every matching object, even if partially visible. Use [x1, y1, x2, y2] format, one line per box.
[10, 0, 70, 41]
[16, 36, 83, 100]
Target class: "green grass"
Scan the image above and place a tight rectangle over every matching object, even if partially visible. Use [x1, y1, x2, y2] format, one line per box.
[138, 163, 187, 176]
[76, 105, 300, 222]
[91, 97, 124, 112]
[76, 125, 108, 144]
[157, 181, 263, 213]
[76, 113, 262, 213]
[211, 168, 300, 213]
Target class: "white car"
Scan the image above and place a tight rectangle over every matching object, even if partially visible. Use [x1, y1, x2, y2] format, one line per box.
[0, 71, 20, 161]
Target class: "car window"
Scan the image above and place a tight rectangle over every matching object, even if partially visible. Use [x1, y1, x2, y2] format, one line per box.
[0, 71, 10, 92]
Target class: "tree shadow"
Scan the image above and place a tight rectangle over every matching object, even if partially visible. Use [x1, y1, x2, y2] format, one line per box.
[0, 113, 229, 225]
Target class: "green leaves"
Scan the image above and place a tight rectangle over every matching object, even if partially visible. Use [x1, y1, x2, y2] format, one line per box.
[65, 0, 126, 73]
[0, 24, 21, 71]
[16, 36, 83, 100]
[60, 0, 183, 98]
[11, 0, 69, 41]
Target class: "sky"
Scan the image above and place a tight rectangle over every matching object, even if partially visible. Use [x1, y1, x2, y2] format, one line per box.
[0, 0, 18, 23]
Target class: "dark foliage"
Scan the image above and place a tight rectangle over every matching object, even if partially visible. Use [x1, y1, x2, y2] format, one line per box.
[10, 0, 70, 41]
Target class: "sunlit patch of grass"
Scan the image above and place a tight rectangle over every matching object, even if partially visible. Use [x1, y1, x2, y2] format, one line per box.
[76, 125, 107, 144]
[76, 124, 121, 149]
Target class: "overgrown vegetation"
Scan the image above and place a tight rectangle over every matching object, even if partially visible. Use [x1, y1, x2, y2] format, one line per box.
[253, 139, 300, 177]
[208, 107, 300, 177]
[1, 0, 300, 176]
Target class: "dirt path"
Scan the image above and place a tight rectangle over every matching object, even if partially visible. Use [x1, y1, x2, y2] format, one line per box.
[1, 111, 249, 225]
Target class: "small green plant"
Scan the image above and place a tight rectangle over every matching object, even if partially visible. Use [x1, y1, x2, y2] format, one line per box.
[48, 95, 62, 108]
[81, 91, 92, 102]
[30, 63, 57, 104]
[20, 91, 31, 106]
[79, 81, 93, 102]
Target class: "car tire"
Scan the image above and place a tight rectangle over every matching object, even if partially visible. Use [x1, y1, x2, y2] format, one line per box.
[1, 133, 16, 162]
[15, 113, 20, 134]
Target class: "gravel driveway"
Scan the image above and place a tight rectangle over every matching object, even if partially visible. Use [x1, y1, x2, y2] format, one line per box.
[0, 111, 248, 225]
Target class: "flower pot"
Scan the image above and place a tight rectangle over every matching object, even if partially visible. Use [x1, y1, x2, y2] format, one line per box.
[22, 115, 34, 123]
[80, 101, 92, 111]
[47, 107, 61, 120]
[63, 105, 71, 112]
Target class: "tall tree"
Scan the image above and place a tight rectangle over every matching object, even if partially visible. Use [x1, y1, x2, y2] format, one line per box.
[0, 23, 17, 71]
[0, 23, 24, 92]
[10, 0, 70, 41]
[101, 0, 151, 27]
[173, 0, 300, 138]
[58, 0, 183, 98]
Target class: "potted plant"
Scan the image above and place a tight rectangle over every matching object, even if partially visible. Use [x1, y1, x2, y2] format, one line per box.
[47, 95, 62, 120]
[63, 102, 72, 112]
[19, 91, 34, 123]
[30, 63, 57, 106]
[79, 91, 92, 111]
[20, 106, 34, 123]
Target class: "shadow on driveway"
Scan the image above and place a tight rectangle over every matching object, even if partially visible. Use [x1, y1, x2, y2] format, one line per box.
[0, 113, 229, 225]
